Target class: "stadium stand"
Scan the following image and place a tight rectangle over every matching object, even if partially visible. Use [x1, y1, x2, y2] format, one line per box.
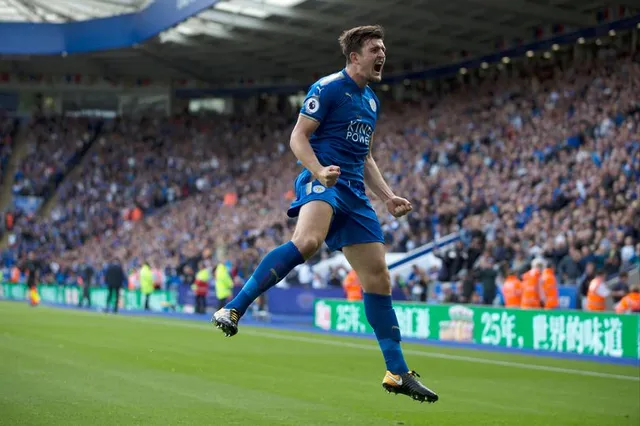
[12, 115, 99, 198]
[4, 47, 637, 302]
[0, 113, 17, 184]
[0, 1, 638, 316]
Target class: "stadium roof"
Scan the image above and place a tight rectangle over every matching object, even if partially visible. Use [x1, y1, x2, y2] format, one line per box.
[0, 0, 147, 22]
[0, 0, 611, 84]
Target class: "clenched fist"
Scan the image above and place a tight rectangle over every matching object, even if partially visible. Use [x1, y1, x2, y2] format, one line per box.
[315, 165, 341, 187]
[386, 196, 412, 218]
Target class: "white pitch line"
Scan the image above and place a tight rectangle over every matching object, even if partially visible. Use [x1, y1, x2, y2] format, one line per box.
[240, 329, 640, 382]
[117, 314, 640, 382]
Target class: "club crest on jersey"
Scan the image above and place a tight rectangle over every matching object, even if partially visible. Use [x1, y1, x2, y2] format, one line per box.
[305, 96, 320, 114]
[312, 185, 326, 194]
[369, 98, 377, 112]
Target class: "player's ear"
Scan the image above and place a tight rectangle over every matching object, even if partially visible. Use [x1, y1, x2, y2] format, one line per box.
[349, 50, 359, 65]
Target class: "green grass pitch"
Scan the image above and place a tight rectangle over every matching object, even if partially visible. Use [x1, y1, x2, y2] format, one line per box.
[0, 301, 638, 426]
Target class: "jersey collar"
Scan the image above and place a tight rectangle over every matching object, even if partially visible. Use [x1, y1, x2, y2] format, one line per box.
[341, 68, 366, 92]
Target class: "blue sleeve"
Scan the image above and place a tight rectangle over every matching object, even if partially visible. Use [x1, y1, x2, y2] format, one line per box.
[300, 82, 336, 123]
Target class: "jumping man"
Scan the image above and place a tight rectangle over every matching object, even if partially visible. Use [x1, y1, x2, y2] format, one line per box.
[213, 25, 439, 404]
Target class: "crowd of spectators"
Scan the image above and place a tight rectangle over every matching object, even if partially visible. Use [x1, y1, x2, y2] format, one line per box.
[6, 112, 298, 271]
[0, 112, 17, 183]
[11, 115, 98, 197]
[3, 47, 639, 303]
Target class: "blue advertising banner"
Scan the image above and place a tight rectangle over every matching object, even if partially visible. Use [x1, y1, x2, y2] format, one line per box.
[176, 284, 409, 316]
[264, 287, 410, 315]
[558, 286, 578, 310]
[0, 0, 221, 55]
[176, 281, 578, 315]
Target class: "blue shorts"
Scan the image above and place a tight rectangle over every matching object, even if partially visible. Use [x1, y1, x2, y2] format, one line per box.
[287, 169, 385, 252]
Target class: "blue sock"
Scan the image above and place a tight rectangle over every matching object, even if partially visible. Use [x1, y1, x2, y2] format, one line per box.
[225, 241, 304, 316]
[364, 293, 409, 375]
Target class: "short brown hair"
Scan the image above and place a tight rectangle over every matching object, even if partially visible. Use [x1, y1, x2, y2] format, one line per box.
[338, 25, 384, 63]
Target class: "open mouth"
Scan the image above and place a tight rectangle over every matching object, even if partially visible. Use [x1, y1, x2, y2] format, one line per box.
[373, 62, 384, 73]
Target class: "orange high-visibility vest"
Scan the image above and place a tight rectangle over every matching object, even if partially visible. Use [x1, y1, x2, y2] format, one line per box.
[615, 292, 640, 314]
[502, 275, 522, 308]
[541, 268, 559, 309]
[10, 266, 20, 283]
[586, 277, 606, 311]
[520, 269, 541, 309]
[343, 270, 363, 301]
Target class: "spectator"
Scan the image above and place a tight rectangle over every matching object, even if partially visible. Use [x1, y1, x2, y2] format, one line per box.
[435, 241, 467, 282]
[584, 269, 611, 312]
[610, 271, 630, 305]
[407, 264, 429, 302]
[556, 246, 583, 285]
[614, 283, 640, 314]
[620, 236, 635, 267]
[442, 284, 460, 304]
[603, 242, 622, 277]
[193, 261, 210, 314]
[140, 261, 154, 311]
[342, 269, 363, 301]
[474, 254, 499, 305]
[104, 257, 126, 314]
[215, 262, 234, 310]
[578, 262, 597, 309]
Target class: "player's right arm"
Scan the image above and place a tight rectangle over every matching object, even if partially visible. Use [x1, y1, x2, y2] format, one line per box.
[290, 84, 340, 187]
[290, 114, 324, 176]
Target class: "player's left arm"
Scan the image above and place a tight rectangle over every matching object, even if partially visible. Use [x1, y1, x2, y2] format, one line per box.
[364, 134, 412, 218]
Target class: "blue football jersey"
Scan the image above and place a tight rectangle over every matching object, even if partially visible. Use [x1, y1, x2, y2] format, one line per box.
[299, 68, 380, 183]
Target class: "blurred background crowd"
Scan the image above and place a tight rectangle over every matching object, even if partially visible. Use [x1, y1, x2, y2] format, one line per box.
[2, 45, 639, 314]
